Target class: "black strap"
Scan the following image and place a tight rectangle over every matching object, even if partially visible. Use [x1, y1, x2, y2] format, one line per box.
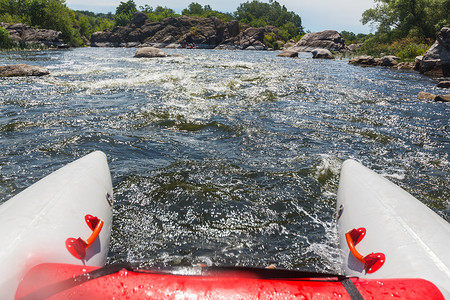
[340, 277, 365, 300]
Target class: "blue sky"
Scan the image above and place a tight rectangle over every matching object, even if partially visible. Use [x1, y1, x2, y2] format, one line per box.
[66, 0, 376, 34]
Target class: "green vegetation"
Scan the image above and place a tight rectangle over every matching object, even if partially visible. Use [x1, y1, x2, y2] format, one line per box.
[342, 0, 448, 60]
[0, 26, 14, 48]
[0, 0, 114, 47]
[234, 0, 303, 40]
[140, 5, 179, 21]
[182, 2, 234, 22]
[114, 0, 137, 26]
[357, 37, 431, 60]
[75, 11, 114, 39]
[0, 0, 302, 49]
[0, 0, 83, 46]
[340, 31, 373, 45]
[361, 0, 449, 41]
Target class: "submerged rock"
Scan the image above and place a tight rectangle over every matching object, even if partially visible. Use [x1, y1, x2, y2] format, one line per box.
[0, 64, 49, 77]
[417, 91, 450, 102]
[134, 47, 170, 58]
[311, 48, 334, 59]
[277, 50, 298, 58]
[417, 91, 437, 100]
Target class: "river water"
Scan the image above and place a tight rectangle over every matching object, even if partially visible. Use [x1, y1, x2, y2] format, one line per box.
[0, 48, 448, 273]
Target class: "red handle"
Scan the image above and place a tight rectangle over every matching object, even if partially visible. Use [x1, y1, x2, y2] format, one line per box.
[85, 219, 104, 247]
[66, 216, 103, 259]
[345, 231, 366, 263]
[345, 228, 386, 273]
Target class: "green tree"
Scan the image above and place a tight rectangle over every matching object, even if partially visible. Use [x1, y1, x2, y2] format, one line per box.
[182, 2, 203, 16]
[114, 0, 136, 26]
[234, 0, 303, 37]
[0, 26, 14, 48]
[145, 6, 178, 21]
[361, 0, 449, 40]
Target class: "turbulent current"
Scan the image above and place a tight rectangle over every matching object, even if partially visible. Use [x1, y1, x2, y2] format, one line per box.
[0, 48, 448, 273]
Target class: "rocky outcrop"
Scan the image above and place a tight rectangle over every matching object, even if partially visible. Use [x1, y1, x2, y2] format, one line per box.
[289, 30, 347, 52]
[92, 14, 229, 48]
[218, 26, 276, 50]
[417, 27, 450, 76]
[311, 48, 334, 59]
[0, 64, 49, 77]
[91, 13, 249, 49]
[134, 47, 170, 58]
[0, 23, 65, 48]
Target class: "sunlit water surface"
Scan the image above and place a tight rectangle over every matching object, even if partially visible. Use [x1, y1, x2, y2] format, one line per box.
[0, 48, 448, 273]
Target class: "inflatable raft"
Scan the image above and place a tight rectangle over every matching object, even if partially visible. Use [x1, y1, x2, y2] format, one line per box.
[336, 159, 450, 299]
[0, 151, 113, 300]
[1, 153, 448, 299]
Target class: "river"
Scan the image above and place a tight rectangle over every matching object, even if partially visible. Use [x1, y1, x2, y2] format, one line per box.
[0, 48, 448, 273]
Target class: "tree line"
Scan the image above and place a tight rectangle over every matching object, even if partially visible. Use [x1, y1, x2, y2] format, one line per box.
[1, 0, 448, 53]
[0, 0, 304, 47]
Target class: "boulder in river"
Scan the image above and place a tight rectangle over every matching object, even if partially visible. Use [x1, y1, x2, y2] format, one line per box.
[437, 81, 450, 88]
[349, 55, 376, 66]
[435, 94, 450, 102]
[417, 27, 450, 76]
[311, 48, 334, 59]
[277, 50, 298, 58]
[417, 91, 437, 100]
[417, 91, 450, 102]
[378, 55, 400, 67]
[289, 30, 347, 52]
[0, 64, 49, 77]
[134, 47, 170, 58]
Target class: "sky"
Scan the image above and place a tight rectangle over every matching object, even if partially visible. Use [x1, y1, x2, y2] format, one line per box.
[66, 0, 377, 34]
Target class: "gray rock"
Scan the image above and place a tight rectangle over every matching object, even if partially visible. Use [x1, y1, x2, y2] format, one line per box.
[417, 27, 450, 76]
[289, 30, 347, 52]
[311, 48, 334, 59]
[277, 50, 298, 58]
[134, 47, 170, 58]
[0, 64, 49, 77]
[379, 55, 400, 66]
[0, 23, 64, 47]
[349, 56, 376, 66]
[417, 91, 437, 100]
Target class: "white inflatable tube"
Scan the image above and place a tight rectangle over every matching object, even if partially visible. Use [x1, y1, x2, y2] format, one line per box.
[336, 159, 450, 298]
[0, 151, 113, 300]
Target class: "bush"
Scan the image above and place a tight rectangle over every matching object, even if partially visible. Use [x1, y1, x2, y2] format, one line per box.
[357, 36, 432, 61]
[263, 32, 280, 50]
[0, 27, 14, 49]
